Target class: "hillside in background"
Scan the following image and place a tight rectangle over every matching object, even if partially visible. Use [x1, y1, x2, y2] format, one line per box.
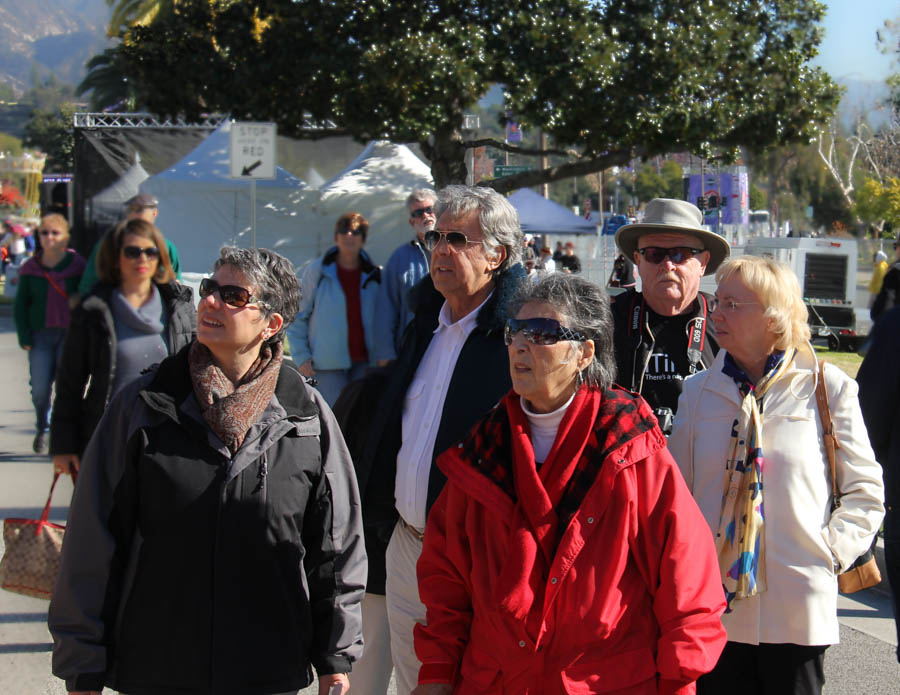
[0, 0, 110, 95]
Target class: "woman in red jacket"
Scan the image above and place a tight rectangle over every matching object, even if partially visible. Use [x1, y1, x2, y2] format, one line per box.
[413, 273, 727, 695]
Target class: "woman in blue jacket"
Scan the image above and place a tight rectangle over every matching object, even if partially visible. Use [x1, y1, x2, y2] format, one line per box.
[289, 212, 381, 406]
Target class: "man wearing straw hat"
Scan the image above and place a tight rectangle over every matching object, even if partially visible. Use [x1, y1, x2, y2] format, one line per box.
[611, 198, 730, 434]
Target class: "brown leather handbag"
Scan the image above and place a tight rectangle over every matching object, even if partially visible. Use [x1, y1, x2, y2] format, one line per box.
[814, 362, 882, 594]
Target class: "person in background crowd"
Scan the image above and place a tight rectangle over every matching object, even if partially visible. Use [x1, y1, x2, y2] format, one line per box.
[50, 218, 195, 473]
[1, 219, 30, 268]
[49, 246, 365, 695]
[357, 185, 525, 695]
[552, 240, 564, 263]
[78, 193, 182, 295]
[13, 213, 86, 454]
[869, 249, 889, 299]
[538, 246, 556, 272]
[611, 198, 729, 434]
[412, 273, 727, 695]
[856, 305, 900, 663]
[288, 212, 381, 407]
[871, 240, 900, 322]
[607, 253, 636, 289]
[557, 241, 582, 273]
[522, 245, 537, 277]
[669, 256, 884, 695]
[373, 189, 435, 366]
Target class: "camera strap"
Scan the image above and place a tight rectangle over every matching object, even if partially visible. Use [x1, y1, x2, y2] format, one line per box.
[627, 293, 708, 386]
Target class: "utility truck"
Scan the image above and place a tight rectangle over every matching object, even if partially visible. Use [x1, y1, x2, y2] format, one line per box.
[743, 236, 866, 351]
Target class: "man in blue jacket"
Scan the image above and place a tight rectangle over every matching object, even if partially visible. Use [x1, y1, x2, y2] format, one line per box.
[373, 188, 435, 365]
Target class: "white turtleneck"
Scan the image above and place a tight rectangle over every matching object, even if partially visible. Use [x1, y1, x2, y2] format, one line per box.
[521, 392, 576, 464]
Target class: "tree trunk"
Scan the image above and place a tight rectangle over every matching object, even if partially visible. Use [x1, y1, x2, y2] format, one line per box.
[420, 127, 468, 188]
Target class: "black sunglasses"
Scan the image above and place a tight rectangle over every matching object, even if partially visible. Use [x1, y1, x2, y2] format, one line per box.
[504, 317, 588, 346]
[338, 226, 365, 236]
[423, 229, 483, 252]
[122, 245, 161, 260]
[636, 246, 704, 264]
[410, 206, 434, 219]
[199, 277, 267, 309]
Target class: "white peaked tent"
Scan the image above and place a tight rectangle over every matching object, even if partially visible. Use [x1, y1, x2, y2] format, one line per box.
[91, 154, 150, 227]
[140, 121, 312, 273]
[307, 141, 434, 266]
[508, 188, 597, 235]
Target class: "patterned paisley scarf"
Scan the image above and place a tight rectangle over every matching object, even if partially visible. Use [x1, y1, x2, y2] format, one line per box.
[188, 340, 283, 454]
[716, 348, 795, 612]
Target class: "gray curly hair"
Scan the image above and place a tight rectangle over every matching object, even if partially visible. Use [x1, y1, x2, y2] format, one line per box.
[508, 272, 617, 390]
[434, 185, 523, 274]
[214, 247, 300, 345]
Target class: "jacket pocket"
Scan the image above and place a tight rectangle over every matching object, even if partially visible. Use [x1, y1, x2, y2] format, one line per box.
[560, 646, 657, 693]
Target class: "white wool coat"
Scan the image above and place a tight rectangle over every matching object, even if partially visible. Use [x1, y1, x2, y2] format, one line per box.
[669, 344, 884, 646]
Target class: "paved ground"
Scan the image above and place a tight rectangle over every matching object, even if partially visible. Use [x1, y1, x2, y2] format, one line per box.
[0, 306, 896, 693]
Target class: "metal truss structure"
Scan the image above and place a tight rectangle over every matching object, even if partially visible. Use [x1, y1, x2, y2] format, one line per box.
[73, 112, 228, 129]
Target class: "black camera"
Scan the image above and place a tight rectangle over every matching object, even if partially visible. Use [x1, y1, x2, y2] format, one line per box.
[654, 407, 674, 436]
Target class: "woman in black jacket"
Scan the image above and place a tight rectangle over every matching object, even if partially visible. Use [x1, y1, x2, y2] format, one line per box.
[48, 247, 364, 695]
[50, 218, 195, 473]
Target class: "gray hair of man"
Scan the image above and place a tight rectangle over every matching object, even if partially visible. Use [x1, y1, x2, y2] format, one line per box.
[405, 188, 436, 213]
[434, 185, 524, 274]
[213, 247, 301, 346]
[508, 272, 617, 390]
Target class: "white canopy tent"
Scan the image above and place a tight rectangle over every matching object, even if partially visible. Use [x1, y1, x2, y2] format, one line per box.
[306, 141, 435, 267]
[508, 188, 597, 235]
[90, 154, 150, 228]
[140, 121, 312, 273]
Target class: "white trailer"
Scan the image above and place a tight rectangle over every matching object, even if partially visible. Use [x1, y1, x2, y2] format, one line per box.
[743, 236, 864, 351]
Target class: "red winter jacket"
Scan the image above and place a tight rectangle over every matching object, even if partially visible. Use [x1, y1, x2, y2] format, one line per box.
[415, 387, 726, 694]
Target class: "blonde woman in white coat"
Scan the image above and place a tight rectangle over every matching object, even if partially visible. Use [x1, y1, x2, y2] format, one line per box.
[669, 255, 884, 695]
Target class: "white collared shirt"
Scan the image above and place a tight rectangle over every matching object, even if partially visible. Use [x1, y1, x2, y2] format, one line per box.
[395, 292, 493, 530]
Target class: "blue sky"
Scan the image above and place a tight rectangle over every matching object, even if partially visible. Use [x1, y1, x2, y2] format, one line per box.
[814, 1, 897, 81]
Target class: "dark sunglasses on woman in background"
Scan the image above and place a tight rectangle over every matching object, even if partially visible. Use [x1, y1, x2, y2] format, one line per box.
[338, 226, 365, 236]
[504, 317, 588, 346]
[410, 206, 434, 219]
[199, 277, 268, 309]
[122, 245, 161, 260]
[423, 229, 482, 252]
[635, 246, 703, 265]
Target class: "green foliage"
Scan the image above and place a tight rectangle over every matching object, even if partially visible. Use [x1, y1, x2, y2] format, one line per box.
[749, 184, 767, 210]
[0, 133, 23, 155]
[77, 47, 140, 111]
[856, 177, 900, 229]
[23, 104, 75, 173]
[112, 0, 840, 189]
[0, 83, 16, 102]
[23, 76, 76, 112]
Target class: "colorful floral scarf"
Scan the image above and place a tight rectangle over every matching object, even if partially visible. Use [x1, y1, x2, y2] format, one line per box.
[188, 340, 283, 454]
[716, 349, 794, 611]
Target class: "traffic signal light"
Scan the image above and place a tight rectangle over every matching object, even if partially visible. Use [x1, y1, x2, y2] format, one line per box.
[696, 196, 707, 211]
[707, 193, 719, 210]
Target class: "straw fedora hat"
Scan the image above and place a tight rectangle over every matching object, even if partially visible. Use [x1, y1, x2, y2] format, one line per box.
[615, 198, 730, 276]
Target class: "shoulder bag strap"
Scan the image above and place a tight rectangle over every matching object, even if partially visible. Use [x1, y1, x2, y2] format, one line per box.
[813, 360, 842, 510]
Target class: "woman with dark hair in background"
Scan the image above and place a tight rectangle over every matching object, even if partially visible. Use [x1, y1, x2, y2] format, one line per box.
[413, 273, 726, 695]
[50, 217, 195, 474]
[288, 211, 381, 406]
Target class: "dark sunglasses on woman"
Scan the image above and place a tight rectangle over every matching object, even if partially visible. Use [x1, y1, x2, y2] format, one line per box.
[423, 229, 482, 252]
[504, 317, 588, 346]
[122, 245, 161, 260]
[635, 246, 703, 265]
[199, 278, 267, 309]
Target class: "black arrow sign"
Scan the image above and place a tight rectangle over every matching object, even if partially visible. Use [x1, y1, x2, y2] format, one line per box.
[241, 160, 262, 176]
